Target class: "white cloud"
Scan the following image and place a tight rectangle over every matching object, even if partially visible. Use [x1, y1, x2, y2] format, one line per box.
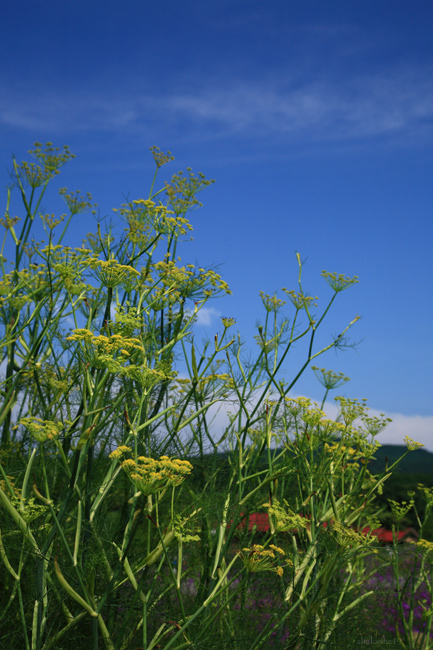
[189, 393, 433, 453]
[193, 307, 221, 327]
[167, 71, 433, 144]
[317, 400, 433, 450]
[295, 399, 433, 451]
[374, 412, 433, 452]
[2, 67, 433, 148]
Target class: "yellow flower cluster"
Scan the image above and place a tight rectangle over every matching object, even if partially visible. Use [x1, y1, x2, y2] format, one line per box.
[280, 396, 385, 456]
[0, 244, 98, 305]
[87, 259, 140, 289]
[8, 496, 48, 523]
[300, 405, 327, 428]
[44, 246, 97, 294]
[0, 213, 20, 230]
[418, 484, 433, 507]
[68, 330, 139, 358]
[14, 160, 53, 188]
[323, 443, 359, 457]
[198, 267, 231, 294]
[321, 271, 359, 293]
[114, 198, 194, 246]
[208, 373, 236, 392]
[319, 419, 347, 435]
[331, 521, 376, 550]
[388, 498, 414, 523]
[154, 260, 195, 287]
[0, 267, 49, 309]
[109, 446, 193, 496]
[58, 188, 96, 216]
[333, 396, 369, 426]
[259, 291, 286, 312]
[164, 168, 215, 215]
[149, 260, 231, 298]
[282, 289, 318, 310]
[20, 362, 70, 394]
[67, 330, 144, 353]
[261, 499, 308, 534]
[311, 366, 350, 390]
[40, 212, 65, 231]
[29, 142, 75, 172]
[16, 416, 68, 443]
[132, 199, 174, 214]
[13, 143, 75, 188]
[404, 436, 424, 451]
[66, 329, 173, 387]
[149, 146, 175, 168]
[416, 538, 433, 555]
[110, 303, 143, 337]
[158, 214, 194, 236]
[360, 414, 393, 437]
[172, 513, 201, 542]
[237, 544, 290, 577]
[284, 396, 315, 415]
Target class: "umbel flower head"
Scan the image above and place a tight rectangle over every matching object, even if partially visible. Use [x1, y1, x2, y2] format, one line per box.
[87, 258, 140, 288]
[311, 366, 350, 391]
[404, 435, 424, 451]
[149, 146, 175, 168]
[109, 446, 193, 496]
[15, 416, 71, 443]
[236, 544, 291, 577]
[261, 498, 308, 533]
[417, 538, 433, 557]
[330, 521, 377, 550]
[321, 270, 359, 293]
[65, 329, 175, 388]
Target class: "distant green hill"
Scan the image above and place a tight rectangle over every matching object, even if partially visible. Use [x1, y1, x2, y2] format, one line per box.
[187, 443, 433, 538]
[367, 444, 433, 475]
[187, 443, 433, 481]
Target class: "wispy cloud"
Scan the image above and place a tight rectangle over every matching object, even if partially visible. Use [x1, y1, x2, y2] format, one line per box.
[316, 401, 433, 451]
[374, 412, 433, 451]
[194, 307, 221, 327]
[198, 395, 433, 452]
[2, 67, 433, 148]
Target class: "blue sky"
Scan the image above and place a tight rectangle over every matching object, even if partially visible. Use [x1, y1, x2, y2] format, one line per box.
[1, 1, 432, 448]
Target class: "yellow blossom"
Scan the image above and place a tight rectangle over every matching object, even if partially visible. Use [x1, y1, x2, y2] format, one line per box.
[109, 446, 132, 460]
[404, 436, 424, 451]
[331, 521, 376, 549]
[259, 291, 286, 312]
[321, 270, 359, 293]
[237, 543, 291, 575]
[261, 499, 307, 533]
[109, 448, 193, 496]
[16, 417, 69, 443]
[417, 539, 433, 555]
[87, 259, 140, 288]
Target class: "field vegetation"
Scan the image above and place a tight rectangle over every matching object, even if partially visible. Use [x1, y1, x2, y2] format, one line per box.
[0, 143, 432, 649]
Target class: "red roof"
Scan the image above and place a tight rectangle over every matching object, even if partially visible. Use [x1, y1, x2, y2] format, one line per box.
[360, 526, 419, 543]
[227, 512, 418, 543]
[228, 512, 270, 532]
[227, 512, 332, 534]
